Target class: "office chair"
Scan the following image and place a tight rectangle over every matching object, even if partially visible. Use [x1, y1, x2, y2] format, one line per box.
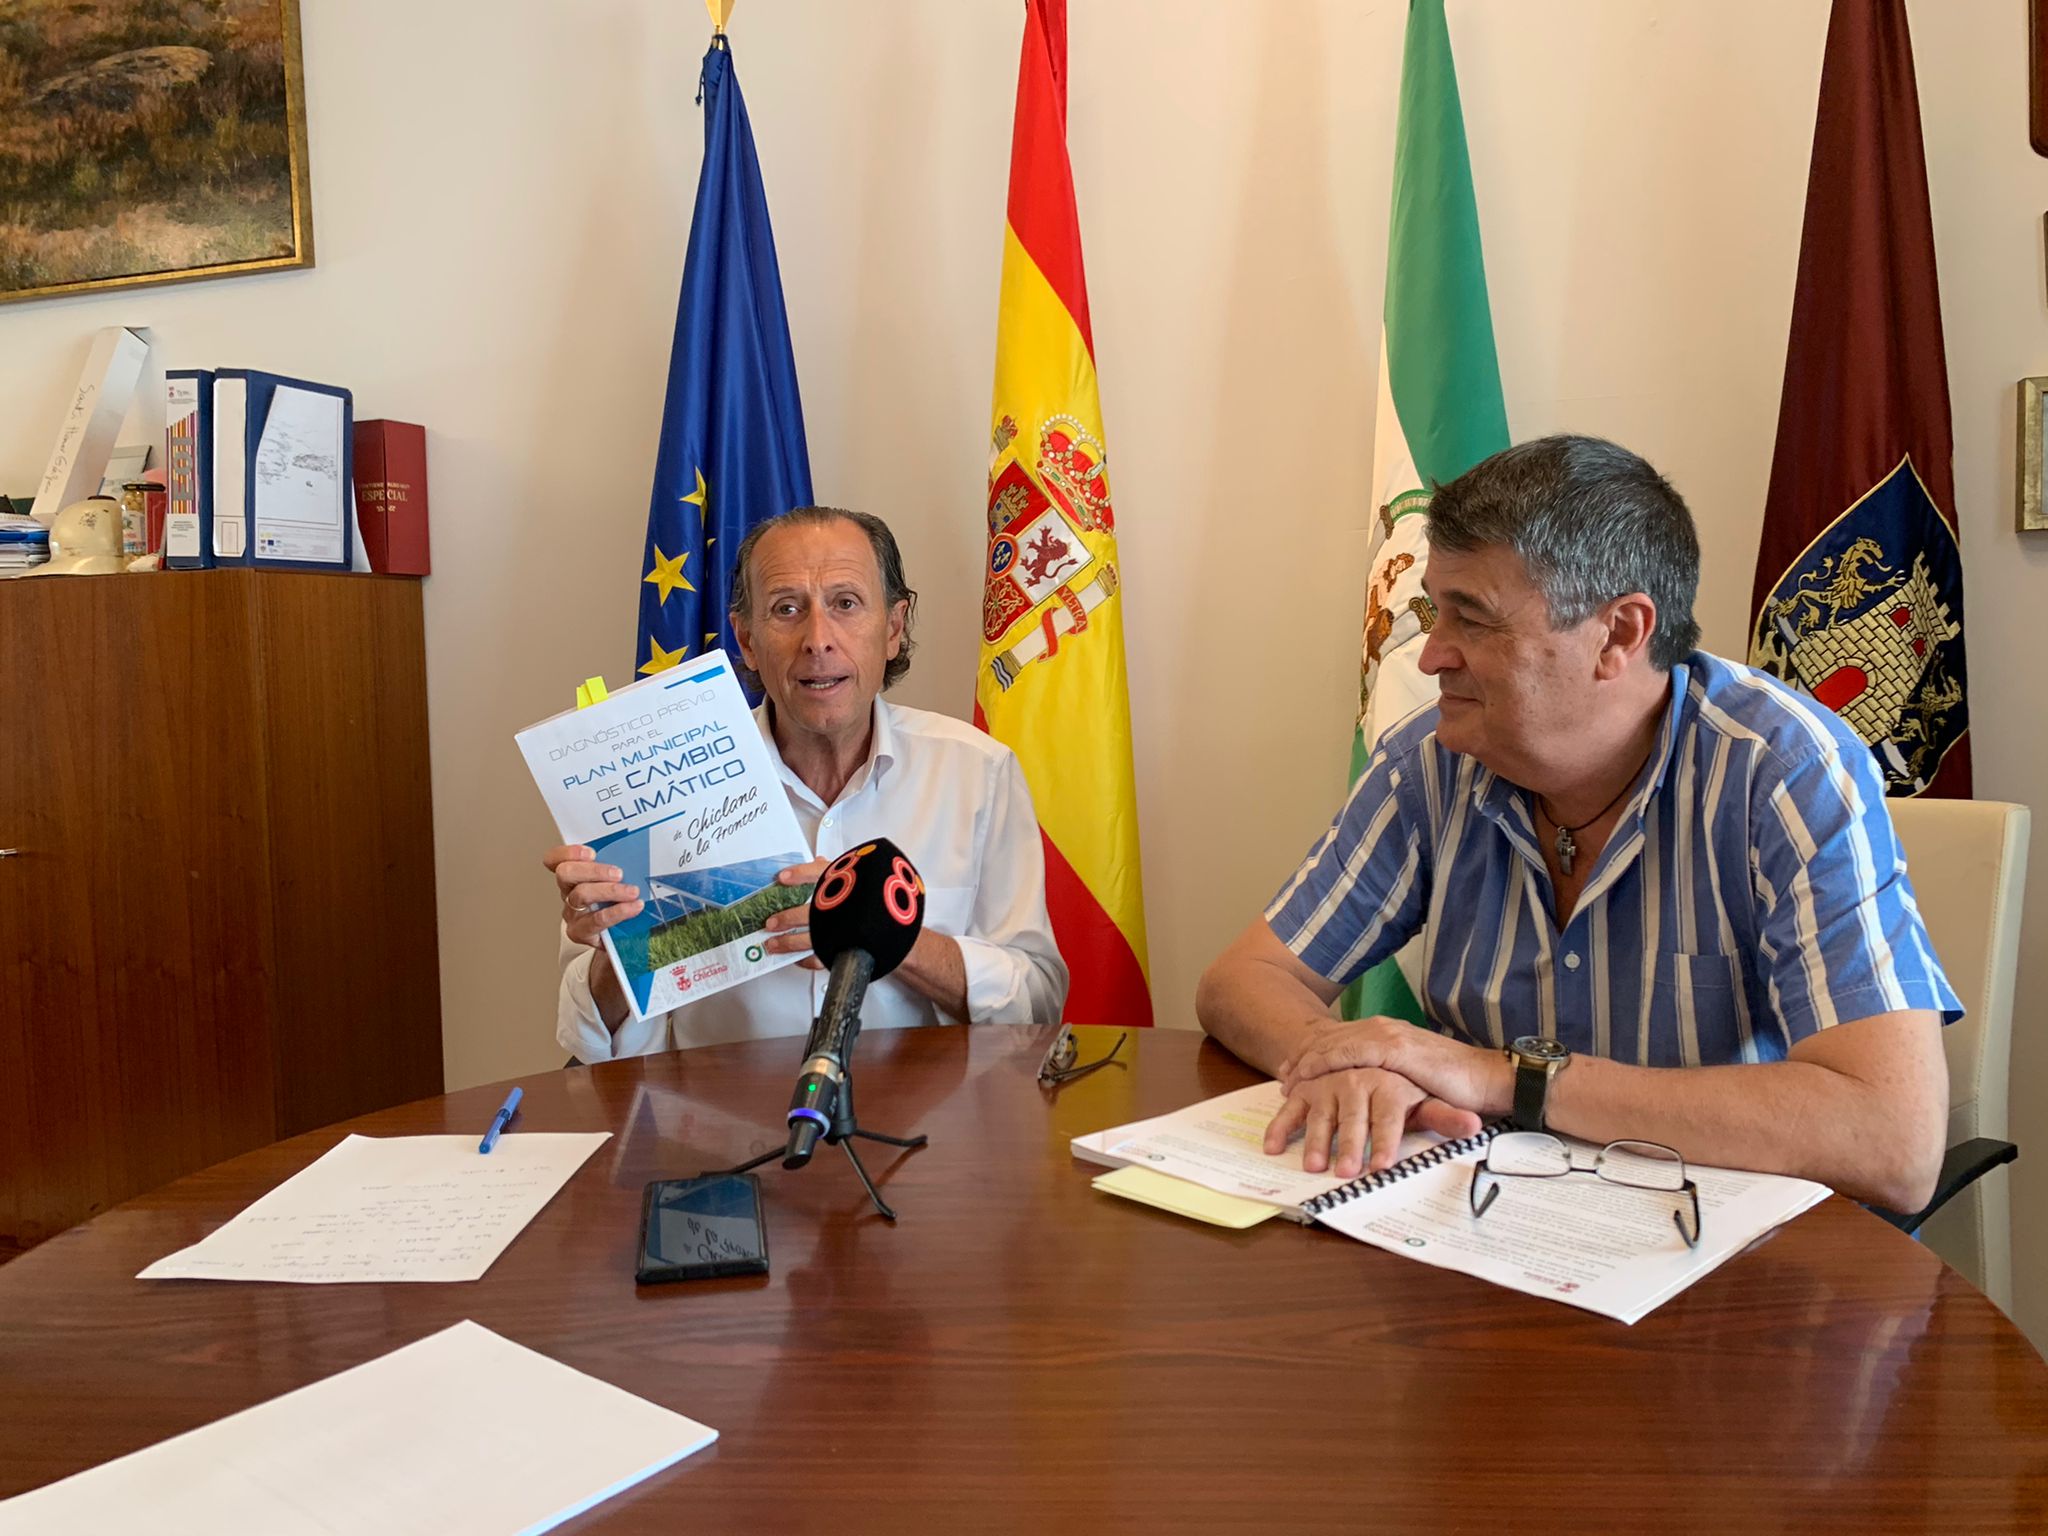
[1872, 798, 2030, 1315]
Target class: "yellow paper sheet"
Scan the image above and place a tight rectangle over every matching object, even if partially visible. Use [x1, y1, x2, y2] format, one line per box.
[1092, 1166, 1282, 1229]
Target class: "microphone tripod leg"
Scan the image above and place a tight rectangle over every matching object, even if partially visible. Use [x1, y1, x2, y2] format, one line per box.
[849, 1128, 929, 1150]
[839, 1138, 899, 1223]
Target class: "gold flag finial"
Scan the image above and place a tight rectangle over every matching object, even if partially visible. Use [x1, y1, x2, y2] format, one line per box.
[706, 0, 735, 32]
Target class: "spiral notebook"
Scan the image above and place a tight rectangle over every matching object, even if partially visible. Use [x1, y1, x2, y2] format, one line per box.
[1075, 1086, 1831, 1323]
[1069, 1082, 1493, 1223]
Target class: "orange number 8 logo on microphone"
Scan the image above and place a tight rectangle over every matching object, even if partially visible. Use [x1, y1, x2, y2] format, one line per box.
[812, 845, 867, 911]
[883, 855, 920, 925]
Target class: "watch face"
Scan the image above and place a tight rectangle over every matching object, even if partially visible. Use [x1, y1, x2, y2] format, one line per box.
[1511, 1035, 1570, 1063]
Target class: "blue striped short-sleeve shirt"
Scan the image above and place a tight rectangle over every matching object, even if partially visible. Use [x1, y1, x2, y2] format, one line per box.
[1266, 652, 1961, 1067]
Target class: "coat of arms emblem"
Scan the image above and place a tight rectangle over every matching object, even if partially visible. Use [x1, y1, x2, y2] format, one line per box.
[1749, 459, 1967, 793]
[981, 415, 1121, 691]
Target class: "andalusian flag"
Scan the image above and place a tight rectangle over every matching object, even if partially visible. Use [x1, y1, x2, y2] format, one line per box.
[977, 0, 1151, 1027]
[1345, 0, 1509, 1022]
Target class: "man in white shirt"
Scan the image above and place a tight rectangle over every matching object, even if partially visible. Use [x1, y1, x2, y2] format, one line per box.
[547, 507, 1069, 1061]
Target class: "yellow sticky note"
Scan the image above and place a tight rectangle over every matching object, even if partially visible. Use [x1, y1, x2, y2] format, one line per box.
[575, 676, 610, 710]
[1092, 1166, 1282, 1229]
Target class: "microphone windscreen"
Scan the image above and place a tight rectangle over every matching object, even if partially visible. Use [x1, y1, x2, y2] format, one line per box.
[807, 837, 925, 979]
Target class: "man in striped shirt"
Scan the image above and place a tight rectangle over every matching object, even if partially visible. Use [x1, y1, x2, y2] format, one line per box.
[1197, 436, 1959, 1213]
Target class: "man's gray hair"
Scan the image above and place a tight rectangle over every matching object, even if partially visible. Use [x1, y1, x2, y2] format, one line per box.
[727, 506, 919, 691]
[1426, 435, 1702, 671]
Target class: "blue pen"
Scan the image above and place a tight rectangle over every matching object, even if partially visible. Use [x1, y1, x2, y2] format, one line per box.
[479, 1086, 523, 1154]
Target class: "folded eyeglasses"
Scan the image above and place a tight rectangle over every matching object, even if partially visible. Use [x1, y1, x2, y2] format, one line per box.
[1037, 1024, 1129, 1087]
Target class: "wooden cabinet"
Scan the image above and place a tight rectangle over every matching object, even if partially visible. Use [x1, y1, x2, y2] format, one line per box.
[0, 570, 443, 1245]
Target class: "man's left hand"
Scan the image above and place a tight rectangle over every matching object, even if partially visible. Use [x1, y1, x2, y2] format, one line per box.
[760, 858, 829, 971]
[1278, 1016, 1509, 1118]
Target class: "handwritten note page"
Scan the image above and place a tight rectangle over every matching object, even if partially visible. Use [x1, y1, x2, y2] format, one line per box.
[0, 1320, 716, 1536]
[138, 1133, 610, 1284]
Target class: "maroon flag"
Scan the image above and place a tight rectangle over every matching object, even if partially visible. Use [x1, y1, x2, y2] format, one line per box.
[1748, 0, 1969, 797]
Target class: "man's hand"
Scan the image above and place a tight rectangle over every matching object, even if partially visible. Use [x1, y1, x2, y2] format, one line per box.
[544, 844, 643, 946]
[544, 844, 643, 1030]
[1264, 1066, 1484, 1180]
[1278, 1015, 1511, 1119]
[760, 858, 828, 971]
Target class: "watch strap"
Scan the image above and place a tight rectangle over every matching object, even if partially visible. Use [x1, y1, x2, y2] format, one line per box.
[1511, 1055, 1550, 1132]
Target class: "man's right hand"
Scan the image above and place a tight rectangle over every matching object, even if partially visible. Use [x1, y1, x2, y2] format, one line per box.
[543, 845, 643, 945]
[544, 845, 641, 1031]
[1262, 1066, 1483, 1180]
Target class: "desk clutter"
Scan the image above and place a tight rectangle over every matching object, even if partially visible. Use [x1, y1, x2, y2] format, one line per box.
[0, 1030, 2037, 1532]
[6, 325, 429, 580]
[7, 1120, 668, 1532]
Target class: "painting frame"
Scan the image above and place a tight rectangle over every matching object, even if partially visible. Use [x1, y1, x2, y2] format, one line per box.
[2020, 378, 2048, 533]
[0, 0, 314, 307]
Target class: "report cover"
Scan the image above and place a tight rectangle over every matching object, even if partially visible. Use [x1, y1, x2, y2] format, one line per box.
[516, 652, 811, 1021]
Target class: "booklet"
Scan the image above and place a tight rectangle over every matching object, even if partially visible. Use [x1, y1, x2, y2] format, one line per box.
[1077, 1085, 1831, 1324]
[516, 652, 811, 1021]
[1069, 1082, 1444, 1221]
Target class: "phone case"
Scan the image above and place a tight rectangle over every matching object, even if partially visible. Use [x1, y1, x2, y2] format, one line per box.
[635, 1175, 771, 1285]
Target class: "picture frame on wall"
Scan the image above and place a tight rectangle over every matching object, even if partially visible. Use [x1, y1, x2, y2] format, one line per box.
[0, 0, 313, 306]
[2020, 378, 2048, 532]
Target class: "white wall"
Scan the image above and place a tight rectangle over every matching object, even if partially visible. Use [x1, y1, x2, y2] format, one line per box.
[4, 1, 2045, 1335]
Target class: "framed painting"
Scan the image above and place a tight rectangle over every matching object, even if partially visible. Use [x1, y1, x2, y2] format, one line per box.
[2021, 378, 2048, 533]
[0, 0, 312, 306]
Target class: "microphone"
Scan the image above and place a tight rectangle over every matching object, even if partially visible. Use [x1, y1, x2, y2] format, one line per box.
[783, 838, 925, 1168]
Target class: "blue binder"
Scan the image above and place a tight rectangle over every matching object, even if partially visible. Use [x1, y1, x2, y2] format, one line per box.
[211, 369, 355, 571]
[164, 369, 215, 570]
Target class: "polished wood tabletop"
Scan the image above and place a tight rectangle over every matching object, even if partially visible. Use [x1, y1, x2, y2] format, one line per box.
[2, 1025, 2045, 1532]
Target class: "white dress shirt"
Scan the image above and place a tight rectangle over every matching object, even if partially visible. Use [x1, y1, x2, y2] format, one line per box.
[557, 697, 1068, 1061]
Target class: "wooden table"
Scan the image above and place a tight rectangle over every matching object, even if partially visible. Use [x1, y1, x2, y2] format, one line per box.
[2, 1026, 2045, 1532]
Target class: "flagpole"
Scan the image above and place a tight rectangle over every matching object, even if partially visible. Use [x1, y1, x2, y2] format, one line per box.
[705, 0, 735, 34]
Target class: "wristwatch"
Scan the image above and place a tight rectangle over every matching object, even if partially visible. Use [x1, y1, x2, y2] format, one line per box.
[1505, 1036, 1571, 1131]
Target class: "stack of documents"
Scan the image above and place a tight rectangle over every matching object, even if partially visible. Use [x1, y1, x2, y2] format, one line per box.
[0, 513, 49, 575]
[0, 1320, 717, 1535]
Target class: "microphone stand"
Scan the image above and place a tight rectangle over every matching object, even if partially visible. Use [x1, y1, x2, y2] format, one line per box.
[712, 1016, 930, 1222]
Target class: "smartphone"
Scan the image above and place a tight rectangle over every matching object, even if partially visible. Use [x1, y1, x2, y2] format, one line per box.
[636, 1173, 770, 1285]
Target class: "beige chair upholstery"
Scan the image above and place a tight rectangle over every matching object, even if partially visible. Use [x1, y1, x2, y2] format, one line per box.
[1885, 798, 2030, 1314]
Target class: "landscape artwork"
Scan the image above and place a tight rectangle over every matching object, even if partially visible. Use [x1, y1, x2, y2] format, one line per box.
[0, 0, 312, 305]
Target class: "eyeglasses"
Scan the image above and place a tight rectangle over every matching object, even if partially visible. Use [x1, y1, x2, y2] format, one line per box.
[1037, 1025, 1128, 1087]
[1468, 1132, 1702, 1248]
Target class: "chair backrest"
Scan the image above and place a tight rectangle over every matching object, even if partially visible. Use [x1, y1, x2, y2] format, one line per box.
[1884, 797, 2030, 1313]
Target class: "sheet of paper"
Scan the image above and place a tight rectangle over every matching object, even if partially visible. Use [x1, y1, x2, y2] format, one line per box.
[0, 1320, 716, 1536]
[138, 1132, 610, 1284]
[1310, 1138, 1830, 1324]
[1092, 1166, 1282, 1228]
[1072, 1082, 1438, 1214]
[253, 384, 346, 562]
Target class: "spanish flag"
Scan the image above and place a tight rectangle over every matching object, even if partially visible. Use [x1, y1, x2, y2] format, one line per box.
[977, 0, 1151, 1028]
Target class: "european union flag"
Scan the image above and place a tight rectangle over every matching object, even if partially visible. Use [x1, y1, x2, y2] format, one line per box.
[637, 36, 812, 687]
